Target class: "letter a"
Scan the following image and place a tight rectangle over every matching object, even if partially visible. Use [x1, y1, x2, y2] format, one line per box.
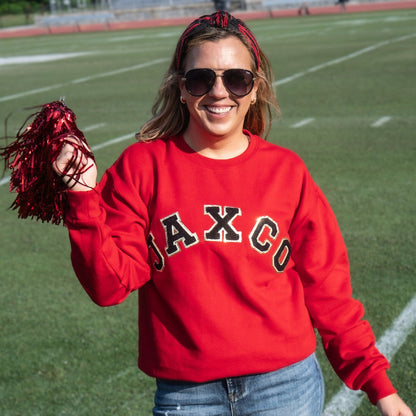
[161, 212, 198, 256]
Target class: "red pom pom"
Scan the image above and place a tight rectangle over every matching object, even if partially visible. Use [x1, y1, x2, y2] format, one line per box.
[1, 100, 94, 225]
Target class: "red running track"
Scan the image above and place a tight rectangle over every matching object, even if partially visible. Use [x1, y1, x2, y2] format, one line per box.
[0, 1, 415, 39]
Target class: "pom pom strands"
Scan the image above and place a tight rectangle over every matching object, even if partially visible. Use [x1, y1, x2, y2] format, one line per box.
[0, 101, 94, 225]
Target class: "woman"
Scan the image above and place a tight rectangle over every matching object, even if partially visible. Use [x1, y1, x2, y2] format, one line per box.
[55, 11, 412, 416]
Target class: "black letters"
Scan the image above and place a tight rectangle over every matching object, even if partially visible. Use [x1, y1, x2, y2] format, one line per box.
[249, 216, 279, 252]
[273, 239, 291, 272]
[152, 209, 290, 274]
[204, 205, 242, 242]
[161, 212, 198, 256]
[147, 233, 165, 271]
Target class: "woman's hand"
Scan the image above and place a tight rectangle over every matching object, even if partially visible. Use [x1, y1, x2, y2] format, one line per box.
[377, 393, 413, 416]
[53, 135, 97, 192]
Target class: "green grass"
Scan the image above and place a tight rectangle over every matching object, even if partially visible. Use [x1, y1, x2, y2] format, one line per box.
[1, 8, 416, 415]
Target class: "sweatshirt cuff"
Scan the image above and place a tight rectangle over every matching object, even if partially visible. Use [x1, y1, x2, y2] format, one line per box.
[361, 371, 397, 405]
[65, 187, 102, 223]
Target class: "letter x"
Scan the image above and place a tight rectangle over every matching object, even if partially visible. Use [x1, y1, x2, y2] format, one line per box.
[204, 206, 242, 242]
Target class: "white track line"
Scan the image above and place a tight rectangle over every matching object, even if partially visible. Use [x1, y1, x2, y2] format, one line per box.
[323, 292, 416, 416]
[0, 58, 168, 103]
[71, 58, 167, 84]
[274, 33, 416, 87]
[0, 83, 66, 102]
[0, 177, 9, 187]
[372, 116, 392, 127]
[0, 52, 90, 66]
[291, 118, 315, 128]
[82, 122, 106, 132]
[91, 132, 134, 151]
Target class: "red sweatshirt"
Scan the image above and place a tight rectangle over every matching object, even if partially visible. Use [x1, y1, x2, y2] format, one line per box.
[65, 131, 395, 404]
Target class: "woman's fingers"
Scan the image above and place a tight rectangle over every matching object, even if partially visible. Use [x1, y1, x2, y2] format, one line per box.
[53, 135, 97, 191]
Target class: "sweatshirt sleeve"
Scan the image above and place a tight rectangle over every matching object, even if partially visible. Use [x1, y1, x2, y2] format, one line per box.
[64, 148, 152, 307]
[289, 170, 396, 405]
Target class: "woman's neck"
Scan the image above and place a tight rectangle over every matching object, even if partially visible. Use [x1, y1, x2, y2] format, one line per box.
[183, 130, 249, 160]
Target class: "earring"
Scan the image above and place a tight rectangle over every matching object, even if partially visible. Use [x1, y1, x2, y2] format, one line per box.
[180, 96, 186, 104]
[251, 97, 257, 105]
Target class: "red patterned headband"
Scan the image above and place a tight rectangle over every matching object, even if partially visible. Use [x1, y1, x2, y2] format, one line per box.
[175, 11, 261, 71]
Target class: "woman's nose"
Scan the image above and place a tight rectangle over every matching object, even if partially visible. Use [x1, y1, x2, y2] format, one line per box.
[208, 75, 228, 98]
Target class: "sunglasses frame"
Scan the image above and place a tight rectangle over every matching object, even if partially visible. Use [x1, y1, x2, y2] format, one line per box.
[182, 68, 256, 98]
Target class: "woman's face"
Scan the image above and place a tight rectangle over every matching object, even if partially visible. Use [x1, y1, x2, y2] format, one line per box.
[179, 36, 258, 143]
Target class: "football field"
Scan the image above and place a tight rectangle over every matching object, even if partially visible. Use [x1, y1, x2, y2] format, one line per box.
[0, 7, 415, 415]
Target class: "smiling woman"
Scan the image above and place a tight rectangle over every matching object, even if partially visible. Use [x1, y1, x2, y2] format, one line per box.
[49, 10, 412, 416]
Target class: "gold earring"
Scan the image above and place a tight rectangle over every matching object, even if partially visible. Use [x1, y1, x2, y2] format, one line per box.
[180, 96, 186, 104]
[251, 97, 257, 105]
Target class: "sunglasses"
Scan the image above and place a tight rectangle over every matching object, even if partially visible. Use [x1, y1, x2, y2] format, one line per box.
[182, 68, 256, 97]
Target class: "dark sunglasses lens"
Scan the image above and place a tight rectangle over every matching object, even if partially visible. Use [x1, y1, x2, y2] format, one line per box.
[185, 69, 215, 96]
[223, 69, 254, 97]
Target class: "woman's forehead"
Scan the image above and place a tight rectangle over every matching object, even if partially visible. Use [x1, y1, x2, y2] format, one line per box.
[183, 38, 253, 70]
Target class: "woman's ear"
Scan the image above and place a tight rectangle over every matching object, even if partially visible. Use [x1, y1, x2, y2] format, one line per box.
[250, 78, 259, 104]
[179, 78, 187, 102]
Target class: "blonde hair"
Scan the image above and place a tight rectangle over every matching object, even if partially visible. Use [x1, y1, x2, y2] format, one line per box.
[137, 26, 279, 141]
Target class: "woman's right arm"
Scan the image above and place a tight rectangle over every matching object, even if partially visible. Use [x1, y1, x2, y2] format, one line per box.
[53, 139, 152, 306]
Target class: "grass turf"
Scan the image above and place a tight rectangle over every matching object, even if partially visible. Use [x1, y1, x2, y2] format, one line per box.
[0, 8, 415, 415]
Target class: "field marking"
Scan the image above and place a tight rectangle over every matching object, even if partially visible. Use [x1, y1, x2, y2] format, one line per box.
[0, 58, 168, 103]
[0, 83, 66, 103]
[71, 58, 167, 84]
[372, 116, 392, 127]
[0, 177, 9, 187]
[91, 132, 134, 151]
[323, 292, 416, 416]
[105, 366, 137, 384]
[107, 30, 179, 42]
[274, 32, 416, 86]
[0, 52, 90, 66]
[82, 122, 106, 132]
[256, 13, 416, 33]
[291, 118, 315, 128]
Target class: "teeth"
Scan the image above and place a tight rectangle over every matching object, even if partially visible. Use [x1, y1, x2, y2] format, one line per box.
[207, 106, 231, 114]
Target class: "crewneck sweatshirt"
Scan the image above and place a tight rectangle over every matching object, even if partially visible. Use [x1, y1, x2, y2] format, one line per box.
[65, 131, 395, 404]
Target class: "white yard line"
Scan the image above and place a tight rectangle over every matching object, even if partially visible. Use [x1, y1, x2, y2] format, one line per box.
[71, 58, 167, 84]
[291, 118, 315, 128]
[0, 83, 66, 103]
[372, 116, 392, 127]
[0, 58, 168, 103]
[0, 177, 9, 187]
[82, 122, 106, 132]
[323, 292, 416, 416]
[274, 33, 416, 87]
[0, 52, 90, 66]
[91, 132, 134, 151]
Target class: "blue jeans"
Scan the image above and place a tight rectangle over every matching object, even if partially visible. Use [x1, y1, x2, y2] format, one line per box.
[153, 353, 324, 416]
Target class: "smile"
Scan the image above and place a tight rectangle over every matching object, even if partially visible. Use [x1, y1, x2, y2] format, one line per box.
[206, 106, 232, 114]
